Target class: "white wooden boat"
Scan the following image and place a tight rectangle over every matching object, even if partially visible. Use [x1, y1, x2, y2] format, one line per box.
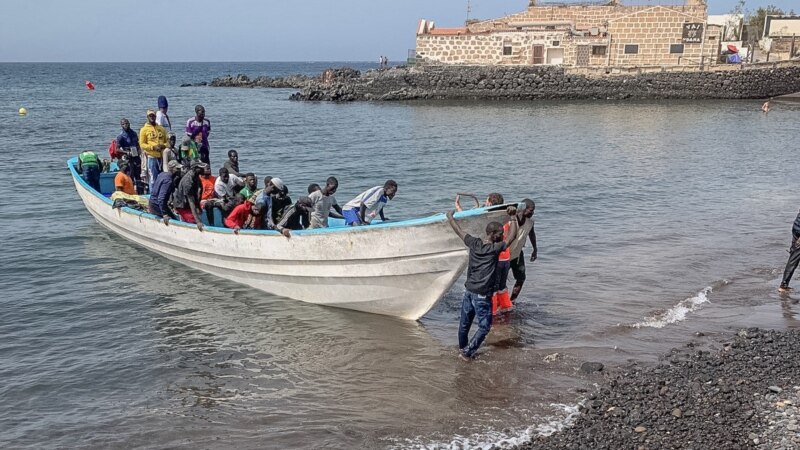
[69, 158, 507, 320]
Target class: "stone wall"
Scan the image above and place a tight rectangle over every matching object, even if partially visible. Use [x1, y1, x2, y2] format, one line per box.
[281, 61, 800, 101]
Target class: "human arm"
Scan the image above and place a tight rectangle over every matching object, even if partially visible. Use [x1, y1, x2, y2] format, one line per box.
[455, 193, 479, 212]
[446, 210, 467, 241]
[187, 196, 204, 231]
[275, 206, 293, 238]
[529, 222, 538, 262]
[379, 207, 389, 222]
[358, 203, 367, 225]
[503, 206, 519, 249]
[330, 203, 344, 219]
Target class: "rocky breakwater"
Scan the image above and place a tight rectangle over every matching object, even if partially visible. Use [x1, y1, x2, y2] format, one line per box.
[284, 63, 800, 101]
[522, 328, 800, 450]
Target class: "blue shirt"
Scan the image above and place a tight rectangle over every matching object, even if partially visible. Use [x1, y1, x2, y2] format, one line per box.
[255, 191, 274, 228]
[149, 172, 175, 217]
[116, 129, 139, 149]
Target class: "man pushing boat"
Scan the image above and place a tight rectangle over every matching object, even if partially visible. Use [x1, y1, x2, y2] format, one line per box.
[446, 206, 518, 360]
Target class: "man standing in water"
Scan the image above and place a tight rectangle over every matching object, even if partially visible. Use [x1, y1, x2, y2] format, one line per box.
[509, 199, 538, 303]
[446, 206, 518, 360]
[779, 209, 800, 292]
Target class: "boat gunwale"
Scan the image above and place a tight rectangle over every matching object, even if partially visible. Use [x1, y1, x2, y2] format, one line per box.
[68, 157, 502, 237]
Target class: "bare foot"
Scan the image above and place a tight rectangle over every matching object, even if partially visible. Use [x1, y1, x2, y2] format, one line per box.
[779, 286, 793, 293]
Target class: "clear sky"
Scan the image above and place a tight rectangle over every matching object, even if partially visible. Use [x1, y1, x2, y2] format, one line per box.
[0, 0, 795, 62]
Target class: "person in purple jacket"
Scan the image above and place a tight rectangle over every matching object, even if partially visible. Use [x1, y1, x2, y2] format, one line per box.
[185, 105, 211, 166]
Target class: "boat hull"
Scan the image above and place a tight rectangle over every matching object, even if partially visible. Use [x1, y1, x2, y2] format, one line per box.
[70, 159, 506, 320]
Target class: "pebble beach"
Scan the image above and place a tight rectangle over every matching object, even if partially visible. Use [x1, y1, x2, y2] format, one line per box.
[520, 328, 800, 450]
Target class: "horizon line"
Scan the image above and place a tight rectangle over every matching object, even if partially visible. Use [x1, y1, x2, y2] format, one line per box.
[0, 60, 397, 64]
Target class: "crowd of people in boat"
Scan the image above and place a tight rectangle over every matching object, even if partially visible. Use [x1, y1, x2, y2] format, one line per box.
[76, 97, 398, 237]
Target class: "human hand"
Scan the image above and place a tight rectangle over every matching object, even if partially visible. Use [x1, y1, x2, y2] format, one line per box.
[446, 210, 455, 220]
[163, 216, 170, 226]
[507, 206, 517, 216]
[197, 223, 204, 232]
[234, 226, 240, 235]
[282, 229, 291, 238]
[530, 253, 537, 262]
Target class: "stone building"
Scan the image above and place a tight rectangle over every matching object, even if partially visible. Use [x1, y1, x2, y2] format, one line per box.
[415, 0, 721, 68]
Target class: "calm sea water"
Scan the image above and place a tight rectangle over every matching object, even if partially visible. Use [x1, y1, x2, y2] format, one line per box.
[1, 62, 799, 449]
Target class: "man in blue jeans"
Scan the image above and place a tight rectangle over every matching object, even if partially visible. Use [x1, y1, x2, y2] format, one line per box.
[446, 206, 518, 360]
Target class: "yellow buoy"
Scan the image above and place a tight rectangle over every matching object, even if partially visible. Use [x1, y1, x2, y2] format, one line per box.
[18, 107, 27, 116]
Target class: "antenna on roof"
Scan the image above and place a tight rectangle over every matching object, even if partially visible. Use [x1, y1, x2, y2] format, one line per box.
[466, 0, 472, 22]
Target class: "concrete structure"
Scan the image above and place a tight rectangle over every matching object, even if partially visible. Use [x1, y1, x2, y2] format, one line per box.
[416, 0, 722, 68]
[763, 16, 800, 61]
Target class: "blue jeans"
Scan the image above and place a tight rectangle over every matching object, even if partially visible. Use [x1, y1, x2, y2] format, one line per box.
[458, 290, 493, 358]
[82, 165, 101, 192]
[148, 156, 162, 192]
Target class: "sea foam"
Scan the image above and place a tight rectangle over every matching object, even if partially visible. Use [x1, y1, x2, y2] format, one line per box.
[631, 286, 713, 329]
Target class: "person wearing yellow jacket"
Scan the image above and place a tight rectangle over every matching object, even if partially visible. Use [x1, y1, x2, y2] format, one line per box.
[139, 109, 168, 191]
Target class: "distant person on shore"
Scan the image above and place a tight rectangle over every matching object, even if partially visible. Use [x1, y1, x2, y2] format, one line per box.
[779, 209, 800, 292]
[342, 180, 397, 226]
[148, 160, 182, 224]
[156, 96, 171, 131]
[172, 161, 208, 230]
[308, 177, 344, 229]
[114, 161, 136, 195]
[275, 196, 313, 238]
[77, 150, 102, 191]
[139, 109, 168, 191]
[762, 99, 771, 113]
[223, 150, 243, 177]
[446, 206, 518, 360]
[185, 105, 211, 166]
[116, 118, 144, 194]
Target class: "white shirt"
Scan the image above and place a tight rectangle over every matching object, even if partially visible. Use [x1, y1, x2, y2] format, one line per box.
[155, 110, 171, 132]
[214, 174, 243, 199]
[344, 186, 387, 224]
[308, 190, 338, 229]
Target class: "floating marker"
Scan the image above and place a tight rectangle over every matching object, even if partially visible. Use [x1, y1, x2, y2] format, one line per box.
[18, 107, 27, 116]
[85, 80, 95, 90]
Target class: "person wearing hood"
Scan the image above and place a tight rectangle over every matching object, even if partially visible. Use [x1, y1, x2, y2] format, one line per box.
[275, 196, 313, 238]
[156, 96, 171, 131]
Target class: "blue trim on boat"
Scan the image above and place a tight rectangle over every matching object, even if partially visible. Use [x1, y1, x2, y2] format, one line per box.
[68, 158, 493, 236]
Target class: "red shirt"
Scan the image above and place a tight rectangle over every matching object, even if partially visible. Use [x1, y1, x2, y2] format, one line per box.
[200, 175, 217, 200]
[224, 203, 252, 229]
[498, 223, 511, 261]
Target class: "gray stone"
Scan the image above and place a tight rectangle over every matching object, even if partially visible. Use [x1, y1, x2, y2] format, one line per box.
[580, 362, 605, 373]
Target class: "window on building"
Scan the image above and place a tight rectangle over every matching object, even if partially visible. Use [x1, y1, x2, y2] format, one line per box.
[670, 44, 685, 54]
[624, 44, 639, 54]
[503, 41, 513, 56]
[592, 45, 607, 56]
[545, 25, 556, 30]
[552, 41, 561, 47]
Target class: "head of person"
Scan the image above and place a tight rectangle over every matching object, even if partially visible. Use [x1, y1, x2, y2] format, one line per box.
[219, 167, 230, 183]
[120, 118, 130, 131]
[167, 159, 182, 175]
[228, 149, 238, 162]
[307, 183, 321, 194]
[324, 176, 338, 195]
[118, 161, 129, 175]
[193, 130, 204, 145]
[485, 221, 504, 243]
[233, 193, 245, 207]
[146, 109, 156, 125]
[190, 161, 208, 176]
[521, 198, 535, 218]
[251, 203, 263, 216]
[297, 196, 313, 213]
[202, 165, 212, 177]
[384, 179, 398, 200]
[485, 193, 504, 206]
[245, 173, 257, 190]
[269, 177, 285, 196]
[158, 95, 168, 112]
[168, 132, 176, 148]
[195, 105, 205, 121]
[263, 176, 273, 193]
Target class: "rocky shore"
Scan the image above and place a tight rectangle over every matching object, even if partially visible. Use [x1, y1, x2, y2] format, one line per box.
[198, 62, 800, 102]
[522, 328, 800, 450]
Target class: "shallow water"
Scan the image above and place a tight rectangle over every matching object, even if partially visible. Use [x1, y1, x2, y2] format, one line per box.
[1, 62, 799, 449]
